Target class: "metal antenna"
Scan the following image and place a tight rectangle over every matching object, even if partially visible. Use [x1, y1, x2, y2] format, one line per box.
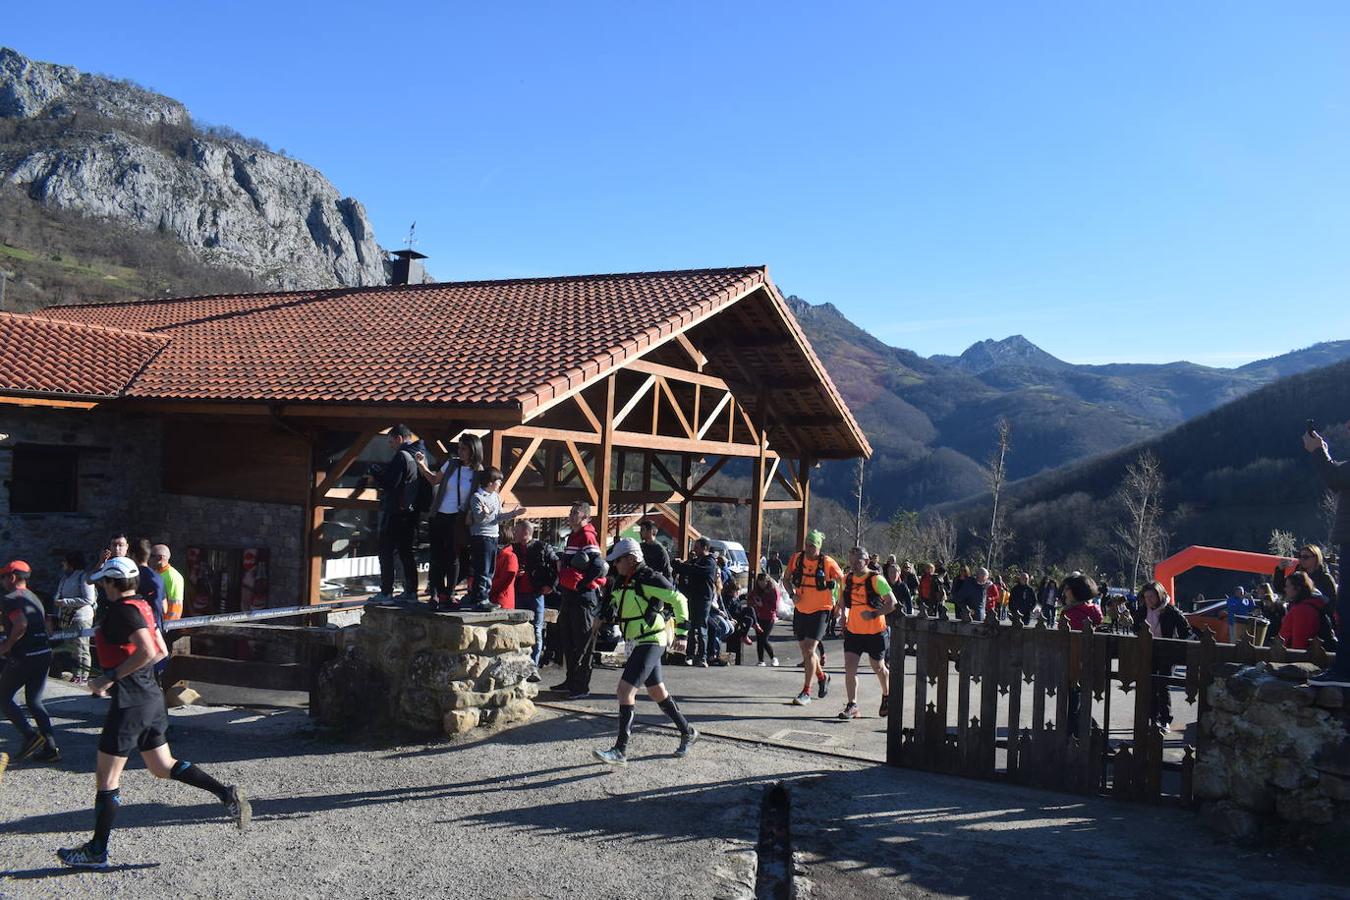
[404, 221, 418, 251]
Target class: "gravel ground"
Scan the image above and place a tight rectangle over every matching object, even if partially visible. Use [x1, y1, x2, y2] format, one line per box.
[0, 681, 1337, 899]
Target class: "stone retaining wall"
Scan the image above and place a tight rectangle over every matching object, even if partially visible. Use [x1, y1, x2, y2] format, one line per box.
[1194, 662, 1350, 839]
[318, 604, 539, 737]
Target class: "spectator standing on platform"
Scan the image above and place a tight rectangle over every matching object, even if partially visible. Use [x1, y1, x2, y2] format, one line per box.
[673, 538, 719, 668]
[52, 552, 97, 683]
[465, 468, 526, 611]
[1, 560, 60, 763]
[638, 520, 672, 581]
[149, 545, 184, 622]
[1275, 545, 1338, 605]
[366, 425, 425, 602]
[489, 535, 519, 612]
[554, 502, 608, 700]
[417, 434, 482, 608]
[1062, 575, 1103, 632]
[512, 520, 558, 673]
[1304, 423, 1348, 688]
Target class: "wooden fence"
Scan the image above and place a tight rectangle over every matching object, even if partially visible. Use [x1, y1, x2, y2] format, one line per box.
[884, 613, 1336, 804]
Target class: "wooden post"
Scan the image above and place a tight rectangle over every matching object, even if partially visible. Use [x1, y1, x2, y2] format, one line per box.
[487, 430, 504, 471]
[677, 454, 692, 558]
[748, 409, 767, 575]
[795, 455, 813, 550]
[595, 375, 616, 545]
[302, 435, 325, 606]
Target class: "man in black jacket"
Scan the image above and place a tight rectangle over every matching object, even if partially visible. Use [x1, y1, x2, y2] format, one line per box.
[365, 425, 425, 602]
[672, 538, 718, 667]
[638, 520, 672, 581]
[1306, 426, 1349, 687]
[1009, 572, 1037, 623]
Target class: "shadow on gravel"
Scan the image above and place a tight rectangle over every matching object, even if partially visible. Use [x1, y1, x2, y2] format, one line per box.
[1, 863, 160, 879]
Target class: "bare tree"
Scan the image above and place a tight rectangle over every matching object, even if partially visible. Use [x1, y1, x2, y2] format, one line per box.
[847, 457, 873, 549]
[985, 418, 1013, 570]
[1113, 450, 1168, 586]
[1267, 528, 1299, 559]
[925, 512, 958, 566]
[1322, 490, 1339, 549]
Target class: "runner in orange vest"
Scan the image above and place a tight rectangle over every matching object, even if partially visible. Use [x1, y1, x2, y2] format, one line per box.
[785, 530, 843, 706]
[835, 546, 896, 719]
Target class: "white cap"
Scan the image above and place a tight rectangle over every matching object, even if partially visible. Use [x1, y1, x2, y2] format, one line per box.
[606, 537, 642, 563]
[86, 556, 139, 583]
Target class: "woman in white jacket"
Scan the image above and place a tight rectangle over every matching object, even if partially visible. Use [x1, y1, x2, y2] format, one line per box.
[52, 551, 97, 683]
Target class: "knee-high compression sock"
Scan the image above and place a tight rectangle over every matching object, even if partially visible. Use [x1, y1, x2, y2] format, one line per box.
[658, 697, 691, 735]
[170, 760, 230, 803]
[91, 789, 120, 854]
[615, 704, 636, 752]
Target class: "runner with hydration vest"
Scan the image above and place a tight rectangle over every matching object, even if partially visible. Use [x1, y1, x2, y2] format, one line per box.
[786, 530, 844, 706]
[835, 546, 896, 720]
[592, 538, 698, 766]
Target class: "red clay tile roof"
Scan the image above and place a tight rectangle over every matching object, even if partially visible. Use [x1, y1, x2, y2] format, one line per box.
[24, 266, 868, 455]
[0, 312, 167, 399]
[34, 268, 767, 407]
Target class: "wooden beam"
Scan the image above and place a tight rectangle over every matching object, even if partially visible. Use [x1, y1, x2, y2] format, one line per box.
[0, 394, 100, 410]
[627, 359, 729, 391]
[650, 454, 680, 491]
[696, 390, 733, 439]
[687, 455, 730, 497]
[303, 437, 325, 606]
[796, 456, 813, 550]
[500, 435, 544, 496]
[762, 456, 781, 496]
[319, 496, 380, 510]
[322, 486, 379, 503]
[656, 376, 695, 439]
[500, 424, 601, 445]
[611, 374, 656, 430]
[313, 427, 381, 496]
[674, 333, 706, 369]
[563, 441, 599, 503]
[573, 392, 603, 434]
[677, 454, 692, 559]
[595, 374, 616, 543]
[750, 423, 767, 575]
[764, 499, 805, 510]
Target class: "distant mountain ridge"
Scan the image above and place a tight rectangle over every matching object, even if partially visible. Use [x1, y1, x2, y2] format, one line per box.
[786, 295, 1350, 518]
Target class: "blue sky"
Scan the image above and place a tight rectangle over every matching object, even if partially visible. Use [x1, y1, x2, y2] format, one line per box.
[7, 2, 1349, 365]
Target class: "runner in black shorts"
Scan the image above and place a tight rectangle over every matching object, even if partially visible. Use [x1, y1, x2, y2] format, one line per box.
[836, 546, 896, 720]
[57, 556, 251, 870]
[592, 539, 698, 766]
[792, 609, 830, 643]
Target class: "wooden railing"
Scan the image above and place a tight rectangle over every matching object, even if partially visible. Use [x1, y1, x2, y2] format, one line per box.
[885, 613, 1335, 804]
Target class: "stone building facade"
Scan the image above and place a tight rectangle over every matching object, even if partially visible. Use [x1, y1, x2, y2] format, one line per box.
[0, 405, 301, 603]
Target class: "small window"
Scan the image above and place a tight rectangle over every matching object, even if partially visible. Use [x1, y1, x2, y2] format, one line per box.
[9, 443, 79, 513]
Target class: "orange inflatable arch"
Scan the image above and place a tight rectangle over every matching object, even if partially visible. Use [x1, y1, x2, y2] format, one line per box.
[1153, 545, 1282, 601]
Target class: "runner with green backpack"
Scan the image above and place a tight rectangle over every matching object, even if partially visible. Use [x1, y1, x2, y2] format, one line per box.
[592, 538, 698, 766]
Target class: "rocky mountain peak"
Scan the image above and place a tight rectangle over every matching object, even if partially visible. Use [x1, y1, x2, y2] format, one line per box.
[934, 335, 1070, 374]
[0, 46, 388, 290]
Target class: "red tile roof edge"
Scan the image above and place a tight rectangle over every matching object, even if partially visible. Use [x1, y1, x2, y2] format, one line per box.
[32, 265, 769, 314]
[0, 313, 170, 399]
[0, 311, 164, 343]
[509, 268, 768, 416]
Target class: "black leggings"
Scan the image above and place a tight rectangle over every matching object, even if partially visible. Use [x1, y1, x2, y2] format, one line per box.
[756, 621, 777, 662]
[1, 652, 54, 738]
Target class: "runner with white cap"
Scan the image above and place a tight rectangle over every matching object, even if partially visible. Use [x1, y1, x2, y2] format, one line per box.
[57, 556, 250, 869]
[592, 537, 698, 766]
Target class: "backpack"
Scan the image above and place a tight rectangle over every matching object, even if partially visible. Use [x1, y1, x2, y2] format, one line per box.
[399, 449, 435, 512]
[791, 552, 836, 593]
[1316, 600, 1339, 651]
[844, 572, 884, 610]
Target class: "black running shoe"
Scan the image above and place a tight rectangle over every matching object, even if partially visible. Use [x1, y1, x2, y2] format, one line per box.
[818, 672, 831, 699]
[226, 786, 251, 831]
[14, 731, 45, 762]
[58, 842, 108, 869]
[674, 728, 700, 758]
[878, 696, 889, 718]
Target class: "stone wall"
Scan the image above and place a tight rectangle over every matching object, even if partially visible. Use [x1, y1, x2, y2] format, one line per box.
[1194, 662, 1350, 839]
[0, 405, 301, 603]
[318, 604, 539, 737]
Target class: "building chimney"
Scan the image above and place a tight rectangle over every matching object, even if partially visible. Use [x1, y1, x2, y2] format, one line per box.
[389, 249, 428, 286]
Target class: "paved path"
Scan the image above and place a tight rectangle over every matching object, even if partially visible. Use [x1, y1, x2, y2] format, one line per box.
[0, 679, 1334, 899]
[552, 633, 1199, 767]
